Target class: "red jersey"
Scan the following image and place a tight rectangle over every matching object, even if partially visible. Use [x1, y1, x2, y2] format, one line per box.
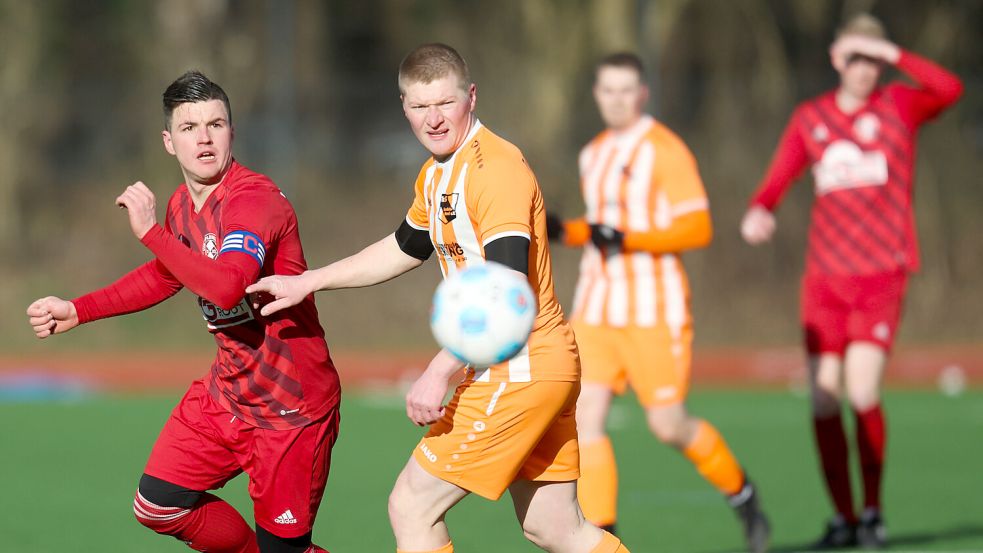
[73, 161, 340, 430]
[750, 50, 962, 276]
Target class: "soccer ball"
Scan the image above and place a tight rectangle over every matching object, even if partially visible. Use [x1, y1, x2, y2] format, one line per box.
[430, 262, 537, 367]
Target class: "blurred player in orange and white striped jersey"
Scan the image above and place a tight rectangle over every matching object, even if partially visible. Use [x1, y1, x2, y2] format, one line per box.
[249, 44, 629, 553]
[548, 53, 769, 552]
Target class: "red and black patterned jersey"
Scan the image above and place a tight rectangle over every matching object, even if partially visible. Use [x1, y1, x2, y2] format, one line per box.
[75, 160, 340, 430]
[750, 50, 963, 276]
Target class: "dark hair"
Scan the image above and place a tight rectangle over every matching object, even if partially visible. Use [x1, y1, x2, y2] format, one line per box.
[398, 43, 471, 95]
[162, 70, 231, 129]
[596, 52, 646, 81]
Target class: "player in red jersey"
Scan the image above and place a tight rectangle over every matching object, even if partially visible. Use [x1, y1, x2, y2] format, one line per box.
[741, 14, 962, 549]
[26, 71, 340, 553]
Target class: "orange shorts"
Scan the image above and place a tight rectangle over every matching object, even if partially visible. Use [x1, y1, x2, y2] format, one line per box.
[413, 378, 581, 500]
[573, 321, 693, 407]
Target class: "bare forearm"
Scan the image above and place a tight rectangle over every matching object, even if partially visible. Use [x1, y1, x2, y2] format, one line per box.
[309, 233, 423, 291]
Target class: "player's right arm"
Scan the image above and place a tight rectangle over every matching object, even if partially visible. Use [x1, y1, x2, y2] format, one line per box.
[248, 168, 435, 317]
[27, 198, 185, 339]
[741, 109, 809, 245]
[248, 232, 425, 317]
[26, 259, 183, 338]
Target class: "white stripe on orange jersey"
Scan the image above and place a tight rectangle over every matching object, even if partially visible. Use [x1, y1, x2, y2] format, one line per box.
[632, 253, 658, 326]
[626, 141, 655, 231]
[581, 138, 616, 223]
[671, 197, 710, 218]
[597, 118, 654, 227]
[654, 190, 672, 229]
[508, 345, 531, 382]
[482, 230, 531, 246]
[660, 254, 688, 339]
[485, 382, 507, 415]
[447, 162, 484, 276]
[605, 253, 629, 327]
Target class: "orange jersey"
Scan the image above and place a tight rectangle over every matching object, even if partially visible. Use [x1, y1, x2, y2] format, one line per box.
[571, 115, 710, 335]
[406, 120, 579, 383]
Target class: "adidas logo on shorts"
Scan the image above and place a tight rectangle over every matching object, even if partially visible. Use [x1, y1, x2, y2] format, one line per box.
[275, 509, 298, 525]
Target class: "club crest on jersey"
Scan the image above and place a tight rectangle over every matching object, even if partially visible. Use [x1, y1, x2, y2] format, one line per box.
[440, 193, 459, 224]
[202, 233, 219, 259]
[853, 113, 880, 143]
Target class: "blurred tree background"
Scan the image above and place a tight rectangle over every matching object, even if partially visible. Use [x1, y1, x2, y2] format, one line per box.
[3, 0, 980, 354]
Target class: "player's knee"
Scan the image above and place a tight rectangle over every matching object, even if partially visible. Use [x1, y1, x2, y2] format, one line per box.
[847, 388, 880, 412]
[387, 480, 422, 533]
[576, 414, 607, 444]
[811, 388, 842, 417]
[519, 515, 554, 549]
[133, 474, 202, 534]
[646, 412, 687, 446]
[519, 511, 577, 550]
[576, 385, 612, 441]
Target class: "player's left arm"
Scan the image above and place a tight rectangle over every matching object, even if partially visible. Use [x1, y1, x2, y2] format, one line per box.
[890, 49, 964, 127]
[831, 35, 964, 125]
[471, 158, 541, 275]
[116, 182, 268, 310]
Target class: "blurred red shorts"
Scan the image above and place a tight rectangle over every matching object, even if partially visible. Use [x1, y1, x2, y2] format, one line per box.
[801, 270, 908, 355]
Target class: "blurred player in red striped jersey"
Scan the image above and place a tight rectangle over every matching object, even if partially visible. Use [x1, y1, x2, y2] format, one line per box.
[26, 71, 339, 553]
[741, 14, 962, 549]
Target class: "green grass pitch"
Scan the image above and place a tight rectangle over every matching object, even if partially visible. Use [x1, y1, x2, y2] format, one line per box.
[1, 389, 981, 552]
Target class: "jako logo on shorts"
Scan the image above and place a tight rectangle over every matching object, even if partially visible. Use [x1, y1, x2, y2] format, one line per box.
[419, 443, 438, 463]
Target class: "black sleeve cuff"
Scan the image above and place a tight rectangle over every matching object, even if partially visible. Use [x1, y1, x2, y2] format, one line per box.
[484, 235, 530, 275]
[395, 219, 434, 261]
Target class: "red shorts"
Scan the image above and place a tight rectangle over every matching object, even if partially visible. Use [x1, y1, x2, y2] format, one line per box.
[801, 270, 908, 355]
[144, 379, 340, 537]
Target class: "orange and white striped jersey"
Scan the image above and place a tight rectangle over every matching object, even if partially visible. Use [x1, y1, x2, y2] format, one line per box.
[406, 120, 579, 383]
[571, 115, 710, 335]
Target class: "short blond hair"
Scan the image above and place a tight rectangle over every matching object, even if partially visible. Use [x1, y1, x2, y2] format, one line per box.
[398, 43, 471, 95]
[837, 13, 888, 40]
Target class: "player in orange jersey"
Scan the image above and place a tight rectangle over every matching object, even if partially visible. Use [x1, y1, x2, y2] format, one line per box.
[247, 44, 629, 553]
[548, 53, 769, 552]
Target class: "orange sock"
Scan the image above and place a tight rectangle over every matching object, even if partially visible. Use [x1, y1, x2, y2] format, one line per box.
[682, 420, 745, 495]
[577, 436, 618, 526]
[590, 530, 631, 552]
[397, 542, 453, 553]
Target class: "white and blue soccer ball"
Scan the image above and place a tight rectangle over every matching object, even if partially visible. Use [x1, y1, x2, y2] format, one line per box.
[430, 262, 537, 367]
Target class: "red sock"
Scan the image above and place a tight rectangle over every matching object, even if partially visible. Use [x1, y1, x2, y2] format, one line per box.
[134, 492, 258, 553]
[813, 414, 856, 523]
[854, 405, 886, 510]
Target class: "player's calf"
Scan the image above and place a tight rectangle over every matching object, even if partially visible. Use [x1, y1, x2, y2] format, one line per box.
[134, 474, 258, 553]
